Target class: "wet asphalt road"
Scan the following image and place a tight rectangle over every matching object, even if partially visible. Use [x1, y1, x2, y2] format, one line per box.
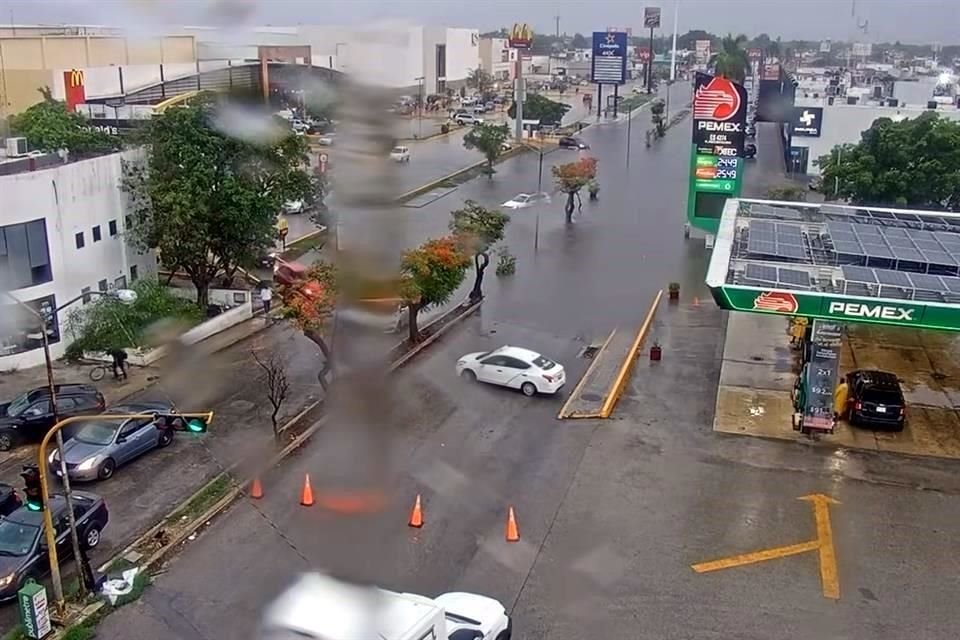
[95, 82, 960, 640]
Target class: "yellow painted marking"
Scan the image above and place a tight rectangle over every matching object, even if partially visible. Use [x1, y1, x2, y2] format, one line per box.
[600, 289, 663, 418]
[691, 493, 841, 600]
[691, 540, 820, 573]
[799, 493, 841, 600]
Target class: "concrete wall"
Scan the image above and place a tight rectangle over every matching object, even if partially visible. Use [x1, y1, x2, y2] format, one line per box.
[791, 103, 960, 176]
[0, 149, 158, 371]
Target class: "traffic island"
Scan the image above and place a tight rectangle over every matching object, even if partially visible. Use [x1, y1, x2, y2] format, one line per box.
[714, 312, 960, 459]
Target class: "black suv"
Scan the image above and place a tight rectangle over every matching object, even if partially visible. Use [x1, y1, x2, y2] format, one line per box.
[559, 136, 589, 150]
[845, 370, 906, 431]
[0, 491, 109, 601]
[0, 384, 105, 451]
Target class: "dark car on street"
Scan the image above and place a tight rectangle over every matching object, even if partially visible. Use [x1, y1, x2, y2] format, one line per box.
[0, 384, 105, 452]
[558, 136, 589, 150]
[743, 143, 757, 159]
[0, 491, 108, 601]
[845, 369, 906, 431]
[49, 400, 178, 482]
[0, 483, 21, 518]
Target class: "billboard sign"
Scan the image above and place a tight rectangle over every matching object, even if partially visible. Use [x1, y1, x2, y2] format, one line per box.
[591, 31, 628, 85]
[695, 40, 711, 64]
[747, 48, 763, 62]
[635, 46, 651, 62]
[692, 72, 748, 157]
[852, 42, 872, 57]
[819, 39, 832, 53]
[643, 7, 661, 28]
[762, 63, 781, 81]
[792, 106, 823, 137]
[63, 69, 86, 112]
[693, 155, 739, 193]
[508, 23, 534, 49]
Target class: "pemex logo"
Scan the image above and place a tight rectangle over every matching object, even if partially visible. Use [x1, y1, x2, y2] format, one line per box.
[694, 76, 741, 122]
[753, 291, 798, 314]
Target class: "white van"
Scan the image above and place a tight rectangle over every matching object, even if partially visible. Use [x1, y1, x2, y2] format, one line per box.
[259, 573, 512, 640]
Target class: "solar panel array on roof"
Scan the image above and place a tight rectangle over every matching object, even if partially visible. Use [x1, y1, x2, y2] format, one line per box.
[841, 265, 960, 297]
[747, 221, 808, 261]
[827, 221, 960, 267]
[744, 263, 813, 289]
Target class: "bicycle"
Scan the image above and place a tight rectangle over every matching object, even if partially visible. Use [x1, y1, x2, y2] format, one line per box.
[88, 363, 108, 382]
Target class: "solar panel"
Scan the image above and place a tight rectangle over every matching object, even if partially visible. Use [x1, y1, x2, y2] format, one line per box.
[752, 221, 776, 233]
[861, 243, 894, 259]
[777, 244, 807, 260]
[833, 241, 862, 254]
[874, 269, 912, 287]
[922, 251, 956, 267]
[915, 238, 943, 251]
[842, 265, 878, 283]
[891, 246, 924, 262]
[744, 263, 777, 283]
[884, 227, 908, 237]
[747, 239, 777, 255]
[778, 268, 811, 287]
[943, 277, 960, 295]
[909, 273, 946, 291]
[908, 229, 935, 241]
[886, 236, 915, 248]
[827, 221, 854, 235]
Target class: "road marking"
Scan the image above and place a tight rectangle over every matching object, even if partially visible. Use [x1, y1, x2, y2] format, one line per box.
[691, 493, 841, 600]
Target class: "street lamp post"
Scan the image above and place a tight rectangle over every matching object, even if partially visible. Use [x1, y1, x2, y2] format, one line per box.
[626, 105, 634, 167]
[535, 146, 544, 252]
[415, 76, 425, 139]
[2, 288, 137, 611]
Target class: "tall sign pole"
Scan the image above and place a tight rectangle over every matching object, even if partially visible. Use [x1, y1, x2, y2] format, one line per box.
[670, 1, 679, 82]
[591, 31, 628, 119]
[509, 23, 534, 142]
[643, 7, 661, 92]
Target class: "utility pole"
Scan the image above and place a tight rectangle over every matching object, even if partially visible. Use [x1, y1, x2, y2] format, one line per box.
[554, 15, 560, 38]
[535, 147, 544, 252]
[670, 0, 679, 82]
[515, 55, 524, 142]
[646, 25, 655, 92]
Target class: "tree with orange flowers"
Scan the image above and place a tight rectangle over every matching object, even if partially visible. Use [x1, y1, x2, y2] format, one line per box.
[278, 261, 337, 389]
[552, 156, 598, 223]
[399, 236, 471, 343]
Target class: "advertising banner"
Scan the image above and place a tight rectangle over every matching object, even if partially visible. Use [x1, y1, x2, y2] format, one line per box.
[802, 320, 842, 433]
[820, 39, 832, 53]
[761, 63, 781, 81]
[63, 69, 86, 112]
[695, 40, 711, 65]
[747, 48, 763, 62]
[643, 7, 661, 28]
[692, 72, 748, 158]
[635, 46, 651, 63]
[792, 106, 823, 137]
[591, 31, 628, 85]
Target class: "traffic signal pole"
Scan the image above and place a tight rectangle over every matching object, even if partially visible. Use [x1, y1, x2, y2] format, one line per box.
[36, 411, 213, 613]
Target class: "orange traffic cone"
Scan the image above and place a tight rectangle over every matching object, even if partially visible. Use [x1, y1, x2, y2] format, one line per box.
[250, 478, 263, 500]
[300, 474, 314, 507]
[408, 494, 424, 528]
[505, 506, 520, 542]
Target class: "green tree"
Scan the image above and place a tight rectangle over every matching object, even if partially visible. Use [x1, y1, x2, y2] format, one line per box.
[463, 122, 510, 177]
[399, 236, 471, 343]
[64, 279, 201, 358]
[816, 112, 960, 209]
[9, 97, 118, 156]
[552, 156, 598, 223]
[711, 34, 749, 83]
[508, 93, 571, 126]
[466, 67, 494, 96]
[571, 33, 589, 48]
[449, 200, 510, 303]
[122, 95, 314, 307]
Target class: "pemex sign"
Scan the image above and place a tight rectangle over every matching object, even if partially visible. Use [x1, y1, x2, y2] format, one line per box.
[711, 285, 960, 331]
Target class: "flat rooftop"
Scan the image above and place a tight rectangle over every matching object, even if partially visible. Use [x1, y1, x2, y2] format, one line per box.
[707, 199, 960, 304]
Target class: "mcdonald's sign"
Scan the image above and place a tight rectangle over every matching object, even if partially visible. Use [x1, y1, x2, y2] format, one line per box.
[63, 69, 86, 111]
[508, 23, 533, 49]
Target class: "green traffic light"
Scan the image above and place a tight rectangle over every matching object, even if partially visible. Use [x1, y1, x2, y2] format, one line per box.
[25, 502, 42, 512]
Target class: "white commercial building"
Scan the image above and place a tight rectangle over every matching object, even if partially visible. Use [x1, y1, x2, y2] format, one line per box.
[0, 149, 157, 371]
[479, 37, 513, 82]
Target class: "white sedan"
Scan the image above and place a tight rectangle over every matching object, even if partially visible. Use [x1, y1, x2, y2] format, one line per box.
[390, 146, 411, 162]
[456, 346, 565, 396]
[502, 192, 551, 209]
[283, 200, 304, 214]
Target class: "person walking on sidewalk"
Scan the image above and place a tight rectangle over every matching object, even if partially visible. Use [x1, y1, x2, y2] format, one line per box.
[260, 284, 273, 315]
[109, 348, 128, 380]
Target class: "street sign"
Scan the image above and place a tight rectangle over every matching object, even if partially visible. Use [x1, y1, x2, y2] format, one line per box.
[635, 46, 651, 63]
[791, 106, 823, 137]
[591, 31, 628, 85]
[761, 63, 781, 81]
[18, 580, 51, 639]
[692, 72, 748, 157]
[643, 6, 661, 28]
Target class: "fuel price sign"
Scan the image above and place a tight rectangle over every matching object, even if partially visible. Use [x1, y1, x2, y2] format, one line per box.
[693, 155, 739, 193]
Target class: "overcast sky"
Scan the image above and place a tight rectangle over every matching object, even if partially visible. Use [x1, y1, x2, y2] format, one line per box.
[1, 0, 958, 44]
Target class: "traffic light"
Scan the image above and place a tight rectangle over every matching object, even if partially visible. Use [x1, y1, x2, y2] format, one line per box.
[20, 465, 43, 512]
[156, 412, 212, 434]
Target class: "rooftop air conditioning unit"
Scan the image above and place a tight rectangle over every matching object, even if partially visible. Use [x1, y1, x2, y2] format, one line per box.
[5, 137, 28, 157]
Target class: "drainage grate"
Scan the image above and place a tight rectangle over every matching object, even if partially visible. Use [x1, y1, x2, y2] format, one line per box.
[580, 346, 600, 359]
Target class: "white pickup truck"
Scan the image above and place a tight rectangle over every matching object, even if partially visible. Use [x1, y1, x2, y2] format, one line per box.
[260, 573, 512, 640]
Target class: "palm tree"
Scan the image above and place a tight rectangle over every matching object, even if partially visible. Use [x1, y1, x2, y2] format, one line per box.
[711, 34, 749, 83]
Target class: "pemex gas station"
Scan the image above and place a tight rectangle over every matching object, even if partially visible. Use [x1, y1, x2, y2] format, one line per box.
[686, 71, 960, 458]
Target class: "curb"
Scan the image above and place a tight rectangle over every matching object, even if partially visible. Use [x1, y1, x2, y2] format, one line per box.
[600, 289, 663, 418]
[557, 329, 617, 420]
[56, 298, 484, 637]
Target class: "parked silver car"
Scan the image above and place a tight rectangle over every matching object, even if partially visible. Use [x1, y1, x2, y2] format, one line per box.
[48, 401, 176, 482]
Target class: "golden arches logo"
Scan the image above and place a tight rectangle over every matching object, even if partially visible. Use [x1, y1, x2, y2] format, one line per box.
[68, 69, 85, 88]
[509, 23, 534, 48]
